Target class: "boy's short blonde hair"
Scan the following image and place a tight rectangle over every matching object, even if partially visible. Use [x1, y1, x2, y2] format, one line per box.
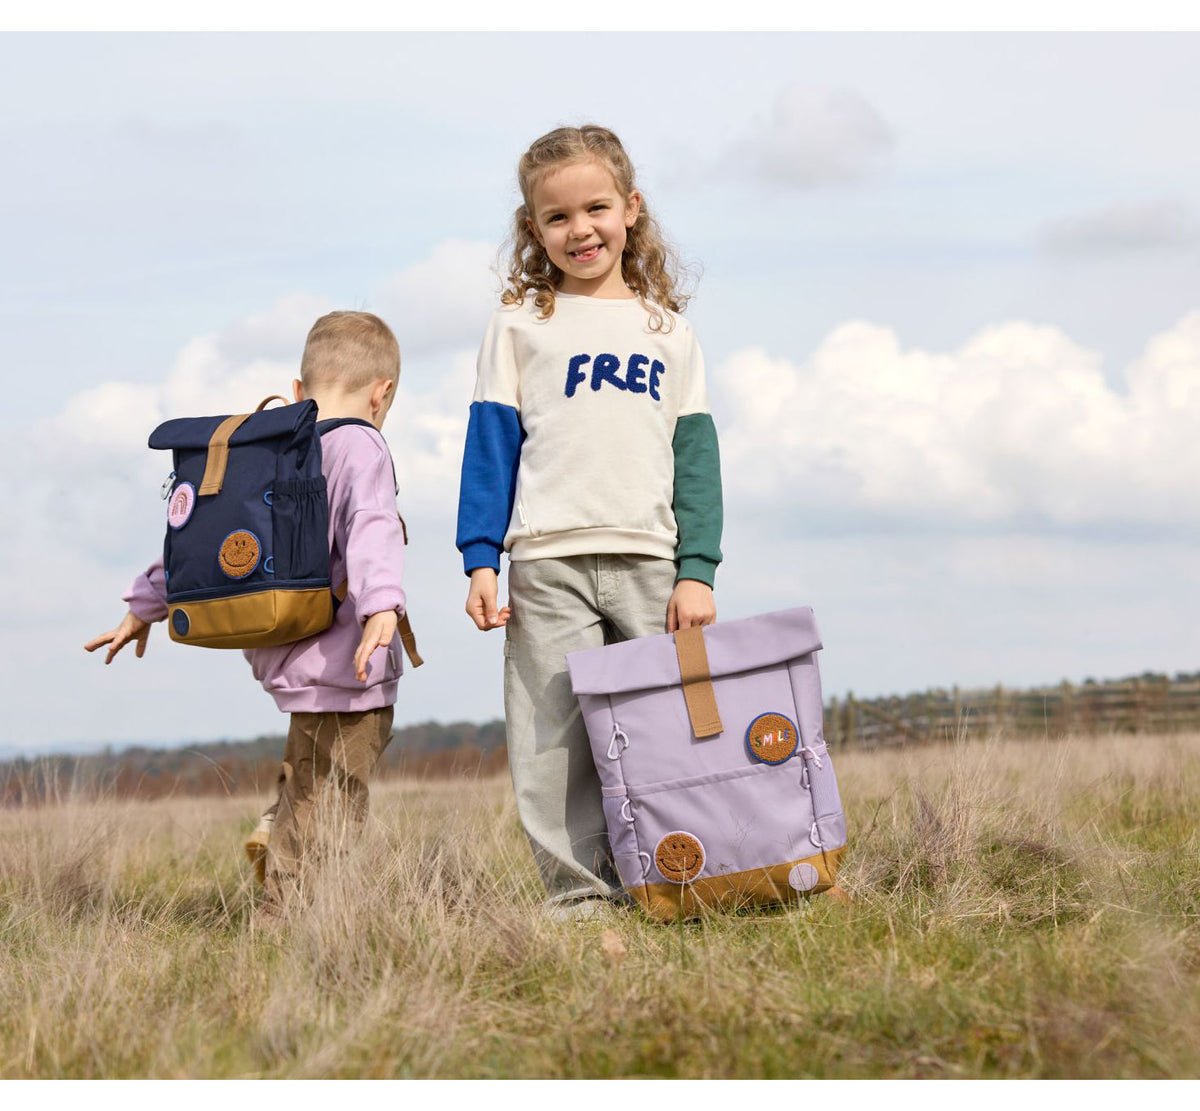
[300, 311, 400, 393]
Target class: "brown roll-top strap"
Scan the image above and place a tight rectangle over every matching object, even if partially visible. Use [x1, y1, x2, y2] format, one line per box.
[198, 412, 252, 496]
[673, 625, 723, 738]
[197, 396, 287, 497]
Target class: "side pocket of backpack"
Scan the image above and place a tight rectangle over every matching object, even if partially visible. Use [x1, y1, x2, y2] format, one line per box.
[271, 477, 330, 583]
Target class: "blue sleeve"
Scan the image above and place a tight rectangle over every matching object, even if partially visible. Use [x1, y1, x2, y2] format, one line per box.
[456, 401, 524, 574]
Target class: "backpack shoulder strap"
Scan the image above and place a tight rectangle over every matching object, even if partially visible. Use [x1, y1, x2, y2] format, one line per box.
[317, 417, 376, 435]
[318, 418, 400, 500]
[397, 613, 423, 668]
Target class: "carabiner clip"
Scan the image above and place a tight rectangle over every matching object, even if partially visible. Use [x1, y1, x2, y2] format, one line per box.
[606, 722, 630, 761]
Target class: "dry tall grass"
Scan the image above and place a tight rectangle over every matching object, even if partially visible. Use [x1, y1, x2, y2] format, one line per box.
[2, 731, 1198, 1078]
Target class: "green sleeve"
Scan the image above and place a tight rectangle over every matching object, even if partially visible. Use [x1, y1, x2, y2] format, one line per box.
[672, 413, 724, 586]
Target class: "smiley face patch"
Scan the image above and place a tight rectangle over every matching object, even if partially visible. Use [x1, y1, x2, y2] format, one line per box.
[218, 529, 261, 579]
[745, 712, 799, 764]
[654, 831, 705, 884]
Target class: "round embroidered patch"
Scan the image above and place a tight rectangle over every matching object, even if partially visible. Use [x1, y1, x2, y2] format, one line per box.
[167, 482, 196, 529]
[745, 712, 799, 764]
[788, 863, 820, 892]
[172, 608, 190, 638]
[654, 831, 705, 884]
[218, 529, 261, 579]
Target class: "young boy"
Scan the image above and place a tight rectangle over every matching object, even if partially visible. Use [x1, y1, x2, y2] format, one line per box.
[86, 311, 411, 915]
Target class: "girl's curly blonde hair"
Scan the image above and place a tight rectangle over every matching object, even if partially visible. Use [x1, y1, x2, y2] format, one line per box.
[501, 125, 690, 332]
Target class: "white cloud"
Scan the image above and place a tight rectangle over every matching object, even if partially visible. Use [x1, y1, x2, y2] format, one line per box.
[36, 298, 322, 467]
[218, 291, 335, 364]
[17, 285, 1200, 637]
[0, 235, 493, 752]
[391, 349, 475, 517]
[723, 82, 894, 188]
[712, 310, 1200, 531]
[8, 297, 329, 618]
[17, 255, 1200, 632]
[8, 274, 1200, 752]
[1040, 199, 1199, 257]
[370, 239, 500, 357]
[7, 242, 492, 629]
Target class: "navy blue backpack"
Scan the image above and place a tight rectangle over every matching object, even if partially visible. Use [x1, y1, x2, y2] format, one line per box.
[150, 395, 421, 663]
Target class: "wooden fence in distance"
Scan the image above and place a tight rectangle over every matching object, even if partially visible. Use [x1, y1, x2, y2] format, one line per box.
[825, 674, 1200, 750]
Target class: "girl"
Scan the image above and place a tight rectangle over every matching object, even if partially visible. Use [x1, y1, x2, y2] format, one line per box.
[456, 125, 722, 919]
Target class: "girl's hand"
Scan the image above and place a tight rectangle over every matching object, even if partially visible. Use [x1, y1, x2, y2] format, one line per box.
[667, 580, 716, 632]
[85, 611, 151, 664]
[466, 568, 511, 631]
[355, 609, 399, 682]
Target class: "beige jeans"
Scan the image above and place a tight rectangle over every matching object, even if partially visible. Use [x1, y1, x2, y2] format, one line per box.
[504, 554, 676, 904]
[264, 707, 394, 906]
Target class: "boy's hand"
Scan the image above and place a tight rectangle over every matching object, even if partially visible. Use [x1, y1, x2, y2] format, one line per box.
[465, 567, 511, 631]
[85, 611, 151, 664]
[667, 580, 716, 633]
[355, 610, 399, 683]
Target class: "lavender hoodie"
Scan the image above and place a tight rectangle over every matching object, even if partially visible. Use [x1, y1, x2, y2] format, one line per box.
[125, 423, 408, 713]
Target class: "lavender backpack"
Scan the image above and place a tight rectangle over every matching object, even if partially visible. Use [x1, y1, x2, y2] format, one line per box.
[566, 607, 847, 921]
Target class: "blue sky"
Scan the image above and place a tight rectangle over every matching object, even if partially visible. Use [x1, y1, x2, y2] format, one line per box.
[2, 32, 1198, 754]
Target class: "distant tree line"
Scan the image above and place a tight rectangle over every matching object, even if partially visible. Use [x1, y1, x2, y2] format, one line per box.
[0, 719, 509, 806]
[6, 669, 1199, 806]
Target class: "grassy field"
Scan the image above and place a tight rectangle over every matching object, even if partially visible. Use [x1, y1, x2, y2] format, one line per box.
[2, 731, 1198, 1079]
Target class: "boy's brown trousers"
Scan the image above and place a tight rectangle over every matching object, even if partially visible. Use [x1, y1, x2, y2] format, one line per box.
[263, 707, 394, 907]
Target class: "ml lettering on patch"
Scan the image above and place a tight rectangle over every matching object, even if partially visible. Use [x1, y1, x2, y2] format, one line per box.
[564, 352, 665, 400]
